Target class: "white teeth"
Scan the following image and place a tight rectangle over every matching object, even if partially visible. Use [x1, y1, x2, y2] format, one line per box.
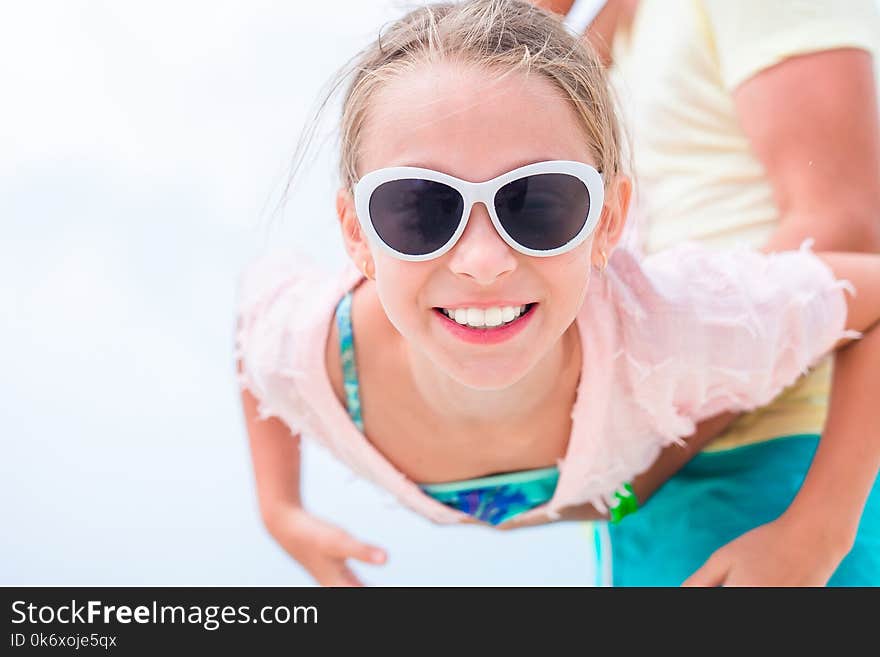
[485, 307, 502, 327]
[440, 304, 530, 329]
[466, 308, 484, 327]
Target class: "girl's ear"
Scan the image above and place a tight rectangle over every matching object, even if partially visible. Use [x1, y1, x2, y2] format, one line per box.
[591, 175, 632, 268]
[336, 188, 374, 272]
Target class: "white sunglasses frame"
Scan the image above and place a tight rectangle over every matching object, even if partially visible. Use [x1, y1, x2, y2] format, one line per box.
[353, 160, 605, 262]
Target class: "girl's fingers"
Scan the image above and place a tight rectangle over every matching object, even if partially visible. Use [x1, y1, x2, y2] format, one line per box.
[313, 561, 364, 587]
[331, 532, 387, 565]
[337, 564, 365, 587]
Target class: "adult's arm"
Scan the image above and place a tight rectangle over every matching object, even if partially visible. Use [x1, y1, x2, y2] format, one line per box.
[685, 252, 880, 585]
[533, 0, 630, 66]
[630, 34, 880, 524]
[736, 48, 880, 254]
[538, 411, 740, 523]
[675, 50, 880, 581]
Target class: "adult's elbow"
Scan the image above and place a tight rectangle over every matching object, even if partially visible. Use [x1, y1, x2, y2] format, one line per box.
[845, 213, 880, 253]
[815, 209, 880, 253]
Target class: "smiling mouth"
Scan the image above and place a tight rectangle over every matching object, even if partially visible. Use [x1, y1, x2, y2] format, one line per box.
[433, 303, 537, 329]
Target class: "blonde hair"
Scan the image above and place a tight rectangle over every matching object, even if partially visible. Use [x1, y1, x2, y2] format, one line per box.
[284, 0, 624, 207]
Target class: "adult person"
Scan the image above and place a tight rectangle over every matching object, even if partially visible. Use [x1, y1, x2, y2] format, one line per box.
[538, 0, 880, 585]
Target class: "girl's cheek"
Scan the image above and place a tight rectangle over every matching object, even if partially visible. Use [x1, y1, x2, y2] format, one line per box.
[548, 252, 593, 292]
[374, 278, 422, 335]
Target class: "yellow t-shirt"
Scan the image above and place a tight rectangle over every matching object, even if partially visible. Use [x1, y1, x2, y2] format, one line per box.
[611, 0, 880, 451]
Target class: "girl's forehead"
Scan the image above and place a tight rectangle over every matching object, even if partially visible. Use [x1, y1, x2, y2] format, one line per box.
[358, 60, 595, 181]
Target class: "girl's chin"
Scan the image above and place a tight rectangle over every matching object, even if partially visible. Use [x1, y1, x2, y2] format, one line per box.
[437, 355, 535, 391]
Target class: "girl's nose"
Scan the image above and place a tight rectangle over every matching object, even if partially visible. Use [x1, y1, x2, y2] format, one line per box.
[446, 202, 517, 285]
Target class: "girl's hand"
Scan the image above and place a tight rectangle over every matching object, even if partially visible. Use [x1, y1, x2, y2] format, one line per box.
[266, 506, 387, 586]
[682, 514, 851, 587]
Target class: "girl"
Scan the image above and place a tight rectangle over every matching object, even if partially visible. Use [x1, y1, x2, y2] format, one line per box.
[236, 0, 880, 586]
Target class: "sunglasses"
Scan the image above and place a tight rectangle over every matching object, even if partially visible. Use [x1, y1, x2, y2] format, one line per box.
[353, 160, 604, 261]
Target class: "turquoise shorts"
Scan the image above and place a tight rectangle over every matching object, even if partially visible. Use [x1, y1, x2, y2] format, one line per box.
[595, 433, 880, 586]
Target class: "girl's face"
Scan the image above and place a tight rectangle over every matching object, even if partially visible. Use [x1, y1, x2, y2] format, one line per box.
[338, 61, 627, 390]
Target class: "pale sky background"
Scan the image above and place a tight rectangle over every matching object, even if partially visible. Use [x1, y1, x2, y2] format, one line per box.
[1, 1, 601, 585]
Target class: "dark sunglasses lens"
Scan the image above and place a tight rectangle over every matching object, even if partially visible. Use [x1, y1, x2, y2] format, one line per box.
[369, 179, 464, 256]
[494, 173, 590, 251]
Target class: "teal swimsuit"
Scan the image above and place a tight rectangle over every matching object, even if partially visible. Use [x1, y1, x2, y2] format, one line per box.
[334, 290, 558, 526]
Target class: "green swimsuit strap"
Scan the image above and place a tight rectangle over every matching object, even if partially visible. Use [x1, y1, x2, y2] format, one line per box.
[334, 290, 364, 432]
